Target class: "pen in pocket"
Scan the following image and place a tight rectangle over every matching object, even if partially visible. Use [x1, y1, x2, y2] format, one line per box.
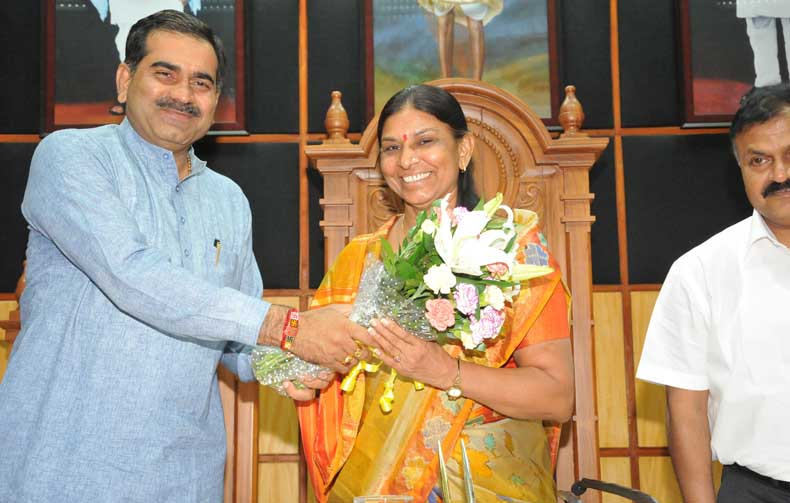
[214, 239, 221, 265]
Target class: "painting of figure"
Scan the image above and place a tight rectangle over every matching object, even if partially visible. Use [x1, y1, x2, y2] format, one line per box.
[46, 0, 242, 131]
[373, 0, 554, 118]
[683, 0, 790, 122]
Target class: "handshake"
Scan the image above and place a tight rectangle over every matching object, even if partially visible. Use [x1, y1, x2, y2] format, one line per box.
[255, 304, 379, 401]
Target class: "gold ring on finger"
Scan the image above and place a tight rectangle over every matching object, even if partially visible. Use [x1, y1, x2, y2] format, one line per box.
[342, 354, 354, 365]
[353, 348, 363, 359]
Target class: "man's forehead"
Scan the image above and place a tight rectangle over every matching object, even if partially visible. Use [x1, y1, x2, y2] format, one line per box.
[736, 113, 790, 144]
[142, 30, 217, 67]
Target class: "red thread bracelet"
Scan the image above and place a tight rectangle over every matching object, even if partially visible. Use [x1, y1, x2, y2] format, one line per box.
[280, 308, 299, 351]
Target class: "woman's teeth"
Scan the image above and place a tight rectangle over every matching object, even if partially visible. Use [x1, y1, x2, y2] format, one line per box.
[403, 172, 431, 183]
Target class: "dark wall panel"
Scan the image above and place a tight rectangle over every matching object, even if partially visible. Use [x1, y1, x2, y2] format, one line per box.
[590, 141, 619, 284]
[0, 144, 37, 291]
[558, 0, 612, 129]
[618, 1, 682, 127]
[307, 0, 365, 134]
[54, 2, 121, 104]
[689, 2, 753, 83]
[194, 141, 300, 289]
[0, 4, 40, 133]
[624, 135, 751, 284]
[247, 0, 299, 133]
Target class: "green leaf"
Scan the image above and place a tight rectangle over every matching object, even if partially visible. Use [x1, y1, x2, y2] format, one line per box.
[409, 282, 428, 300]
[456, 276, 516, 289]
[396, 260, 419, 280]
[424, 233, 436, 253]
[504, 233, 517, 253]
[380, 237, 395, 261]
[416, 210, 427, 228]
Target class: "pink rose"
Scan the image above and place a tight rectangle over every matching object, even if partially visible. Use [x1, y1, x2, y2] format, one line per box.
[453, 283, 478, 316]
[425, 298, 456, 332]
[486, 262, 509, 278]
[470, 306, 505, 341]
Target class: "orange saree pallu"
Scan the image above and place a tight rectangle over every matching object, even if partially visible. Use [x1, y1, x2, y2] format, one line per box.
[297, 216, 569, 503]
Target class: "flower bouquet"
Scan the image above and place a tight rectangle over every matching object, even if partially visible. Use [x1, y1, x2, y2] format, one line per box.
[340, 193, 555, 411]
[250, 193, 554, 403]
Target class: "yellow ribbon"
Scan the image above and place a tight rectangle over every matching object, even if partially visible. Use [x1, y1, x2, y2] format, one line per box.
[340, 360, 383, 393]
[379, 368, 399, 413]
[340, 360, 425, 412]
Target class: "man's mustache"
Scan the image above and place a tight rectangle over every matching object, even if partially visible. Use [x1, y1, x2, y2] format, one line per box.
[762, 180, 790, 197]
[155, 97, 201, 117]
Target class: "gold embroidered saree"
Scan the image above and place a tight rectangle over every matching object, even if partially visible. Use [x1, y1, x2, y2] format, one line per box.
[298, 215, 569, 503]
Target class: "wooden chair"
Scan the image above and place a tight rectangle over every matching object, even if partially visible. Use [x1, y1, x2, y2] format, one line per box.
[0, 264, 24, 344]
[306, 78, 609, 502]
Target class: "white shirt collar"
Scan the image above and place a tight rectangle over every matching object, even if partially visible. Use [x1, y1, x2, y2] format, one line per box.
[747, 210, 786, 250]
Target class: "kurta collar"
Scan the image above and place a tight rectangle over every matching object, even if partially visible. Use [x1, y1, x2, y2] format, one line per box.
[117, 118, 206, 178]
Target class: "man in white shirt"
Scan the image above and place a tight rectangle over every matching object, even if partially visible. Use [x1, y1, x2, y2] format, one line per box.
[637, 84, 790, 502]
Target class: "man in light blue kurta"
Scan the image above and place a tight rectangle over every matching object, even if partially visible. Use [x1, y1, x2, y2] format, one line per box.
[0, 10, 373, 502]
[0, 118, 261, 501]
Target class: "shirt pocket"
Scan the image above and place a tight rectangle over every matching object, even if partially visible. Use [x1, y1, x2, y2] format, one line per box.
[205, 242, 240, 289]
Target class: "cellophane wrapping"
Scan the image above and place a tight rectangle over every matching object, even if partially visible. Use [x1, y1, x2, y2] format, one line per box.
[250, 255, 434, 395]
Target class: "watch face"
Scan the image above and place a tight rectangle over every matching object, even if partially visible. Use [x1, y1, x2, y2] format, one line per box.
[447, 387, 462, 399]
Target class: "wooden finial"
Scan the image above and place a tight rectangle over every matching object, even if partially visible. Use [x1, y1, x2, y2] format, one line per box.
[324, 90, 351, 144]
[559, 85, 585, 137]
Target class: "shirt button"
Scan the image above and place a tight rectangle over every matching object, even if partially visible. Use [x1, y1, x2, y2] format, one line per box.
[163, 153, 170, 159]
[180, 216, 186, 224]
[184, 249, 190, 257]
[175, 186, 180, 192]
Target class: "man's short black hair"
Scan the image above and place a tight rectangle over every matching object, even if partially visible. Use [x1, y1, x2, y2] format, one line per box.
[730, 84, 790, 143]
[124, 9, 226, 92]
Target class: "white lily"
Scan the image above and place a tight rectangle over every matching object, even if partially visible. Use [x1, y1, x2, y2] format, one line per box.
[510, 263, 554, 282]
[435, 194, 519, 276]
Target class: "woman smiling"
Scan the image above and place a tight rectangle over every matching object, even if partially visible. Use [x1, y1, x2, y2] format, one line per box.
[298, 85, 574, 503]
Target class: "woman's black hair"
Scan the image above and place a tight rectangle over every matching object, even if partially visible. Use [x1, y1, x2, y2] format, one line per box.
[377, 84, 479, 210]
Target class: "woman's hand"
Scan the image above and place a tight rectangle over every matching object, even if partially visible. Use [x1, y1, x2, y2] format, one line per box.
[368, 318, 456, 390]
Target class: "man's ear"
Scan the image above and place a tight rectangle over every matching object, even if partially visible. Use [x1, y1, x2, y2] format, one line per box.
[116, 63, 132, 104]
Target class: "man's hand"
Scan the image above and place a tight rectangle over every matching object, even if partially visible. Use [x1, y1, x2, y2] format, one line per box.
[281, 371, 336, 401]
[290, 305, 379, 373]
[257, 303, 380, 373]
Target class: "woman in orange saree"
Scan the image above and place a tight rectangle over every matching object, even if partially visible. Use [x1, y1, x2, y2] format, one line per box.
[297, 85, 574, 503]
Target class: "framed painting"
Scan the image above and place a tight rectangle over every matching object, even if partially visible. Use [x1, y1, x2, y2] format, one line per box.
[365, 0, 560, 123]
[679, 0, 789, 124]
[43, 0, 245, 133]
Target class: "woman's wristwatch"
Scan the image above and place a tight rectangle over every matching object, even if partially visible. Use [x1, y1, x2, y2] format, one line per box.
[447, 358, 463, 400]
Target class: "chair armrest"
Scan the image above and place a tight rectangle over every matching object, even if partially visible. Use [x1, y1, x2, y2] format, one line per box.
[561, 478, 658, 503]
